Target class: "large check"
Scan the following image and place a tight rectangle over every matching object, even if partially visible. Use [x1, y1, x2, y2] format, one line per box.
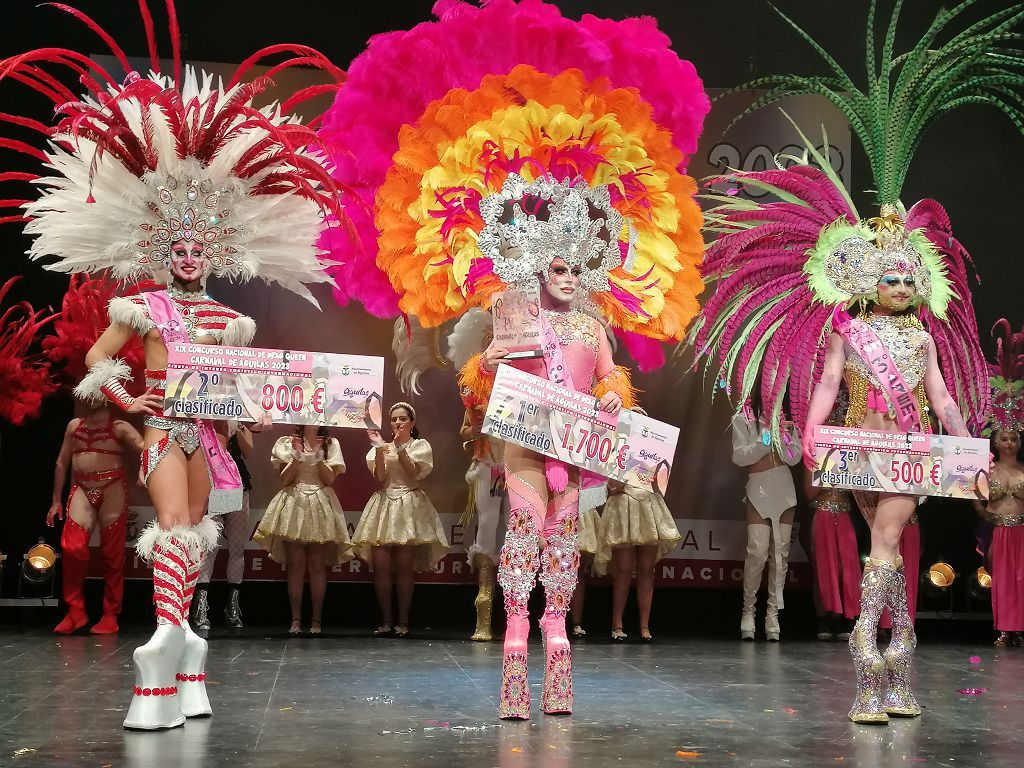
[810, 425, 989, 499]
[164, 343, 385, 429]
[482, 365, 679, 492]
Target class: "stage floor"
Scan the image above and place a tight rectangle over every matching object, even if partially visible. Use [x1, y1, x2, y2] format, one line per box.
[0, 627, 1019, 768]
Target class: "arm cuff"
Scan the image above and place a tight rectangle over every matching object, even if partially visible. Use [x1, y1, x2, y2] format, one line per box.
[74, 357, 132, 406]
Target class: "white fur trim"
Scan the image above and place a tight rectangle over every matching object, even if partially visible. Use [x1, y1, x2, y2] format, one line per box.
[135, 518, 224, 563]
[580, 483, 608, 512]
[73, 356, 132, 405]
[221, 315, 256, 347]
[107, 296, 153, 335]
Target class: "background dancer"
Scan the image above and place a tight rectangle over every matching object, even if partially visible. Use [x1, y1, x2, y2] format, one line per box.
[353, 403, 448, 637]
[255, 425, 351, 635]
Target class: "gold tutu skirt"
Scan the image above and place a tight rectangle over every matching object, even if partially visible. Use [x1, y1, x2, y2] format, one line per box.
[352, 489, 450, 572]
[577, 507, 600, 555]
[594, 490, 681, 575]
[254, 484, 352, 566]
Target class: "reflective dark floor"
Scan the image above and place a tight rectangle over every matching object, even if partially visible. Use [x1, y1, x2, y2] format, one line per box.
[0, 626, 1020, 768]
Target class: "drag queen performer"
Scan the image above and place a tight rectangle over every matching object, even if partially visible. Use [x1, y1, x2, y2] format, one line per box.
[731, 410, 801, 641]
[976, 321, 1024, 647]
[48, 399, 143, 634]
[193, 421, 259, 635]
[595, 474, 682, 642]
[255, 425, 351, 634]
[687, 1, 1011, 723]
[353, 403, 448, 636]
[479, 248, 634, 716]
[314, 1, 708, 718]
[1, 1, 349, 729]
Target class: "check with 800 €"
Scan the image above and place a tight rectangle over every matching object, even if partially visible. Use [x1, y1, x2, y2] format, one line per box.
[164, 343, 385, 429]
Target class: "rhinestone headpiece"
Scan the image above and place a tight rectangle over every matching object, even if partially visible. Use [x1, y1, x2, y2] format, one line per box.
[476, 174, 625, 293]
[822, 209, 933, 303]
[137, 173, 237, 276]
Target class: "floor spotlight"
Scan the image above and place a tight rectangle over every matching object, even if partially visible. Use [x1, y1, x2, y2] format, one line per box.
[20, 540, 57, 598]
[968, 566, 992, 602]
[925, 561, 956, 590]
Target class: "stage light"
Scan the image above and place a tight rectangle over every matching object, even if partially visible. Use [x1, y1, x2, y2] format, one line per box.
[968, 566, 992, 602]
[925, 562, 956, 590]
[20, 540, 57, 597]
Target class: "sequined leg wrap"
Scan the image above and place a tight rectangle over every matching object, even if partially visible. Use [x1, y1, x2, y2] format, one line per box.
[539, 489, 580, 715]
[881, 559, 920, 717]
[848, 557, 895, 724]
[497, 473, 543, 720]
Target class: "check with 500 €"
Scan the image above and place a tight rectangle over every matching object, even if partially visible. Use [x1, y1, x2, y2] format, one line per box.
[482, 365, 679, 493]
[164, 343, 385, 429]
[810, 425, 989, 499]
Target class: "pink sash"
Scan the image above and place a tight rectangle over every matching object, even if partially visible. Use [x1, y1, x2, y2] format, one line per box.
[833, 307, 922, 432]
[144, 290, 243, 515]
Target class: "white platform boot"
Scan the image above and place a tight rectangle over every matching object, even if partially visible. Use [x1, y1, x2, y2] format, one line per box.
[123, 519, 219, 730]
[740, 525, 771, 640]
[765, 523, 793, 642]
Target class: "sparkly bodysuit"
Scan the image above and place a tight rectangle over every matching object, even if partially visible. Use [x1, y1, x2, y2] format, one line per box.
[113, 287, 253, 487]
[843, 313, 931, 430]
[514, 309, 604, 390]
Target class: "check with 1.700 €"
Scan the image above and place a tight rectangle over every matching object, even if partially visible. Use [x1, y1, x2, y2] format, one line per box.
[482, 365, 679, 493]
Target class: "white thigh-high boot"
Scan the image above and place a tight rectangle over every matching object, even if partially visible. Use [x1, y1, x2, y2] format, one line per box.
[124, 522, 192, 730]
[765, 523, 793, 642]
[740, 525, 771, 640]
[176, 518, 220, 718]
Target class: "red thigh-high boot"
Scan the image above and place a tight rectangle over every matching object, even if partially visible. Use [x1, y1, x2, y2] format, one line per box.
[124, 521, 189, 730]
[539, 488, 580, 715]
[90, 513, 127, 634]
[497, 473, 543, 720]
[177, 518, 221, 718]
[55, 516, 91, 634]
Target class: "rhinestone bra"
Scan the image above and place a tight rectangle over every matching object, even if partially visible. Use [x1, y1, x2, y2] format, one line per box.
[844, 313, 929, 392]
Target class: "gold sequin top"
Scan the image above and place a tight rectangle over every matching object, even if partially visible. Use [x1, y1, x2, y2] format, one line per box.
[544, 309, 600, 352]
[844, 313, 930, 393]
[990, 475, 1024, 503]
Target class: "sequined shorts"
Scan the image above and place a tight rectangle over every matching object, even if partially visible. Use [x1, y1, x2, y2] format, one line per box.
[142, 415, 203, 484]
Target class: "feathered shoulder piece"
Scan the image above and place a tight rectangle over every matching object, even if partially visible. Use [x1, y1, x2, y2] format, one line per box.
[0, 1, 356, 305]
[688, 131, 989, 439]
[0, 278, 55, 424]
[41, 274, 152, 393]
[985, 320, 1024, 436]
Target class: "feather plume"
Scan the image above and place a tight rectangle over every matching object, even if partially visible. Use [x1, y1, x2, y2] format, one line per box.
[316, 0, 710, 318]
[0, 277, 56, 424]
